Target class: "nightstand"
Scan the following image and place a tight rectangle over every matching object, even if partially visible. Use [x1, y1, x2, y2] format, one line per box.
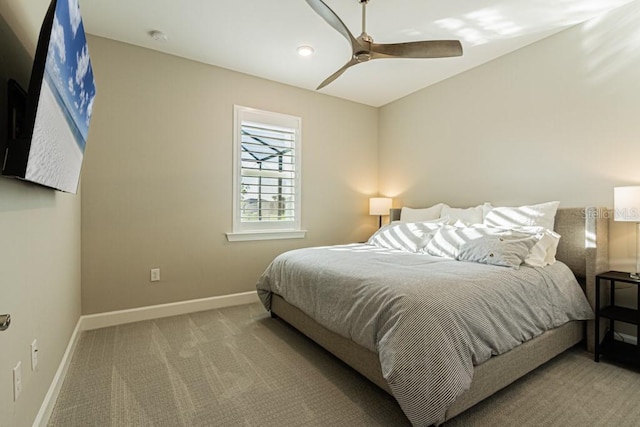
[594, 271, 640, 365]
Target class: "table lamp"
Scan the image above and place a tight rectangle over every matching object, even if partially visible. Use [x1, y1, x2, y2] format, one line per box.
[370, 197, 392, 228]
[614, 186, 640, 279]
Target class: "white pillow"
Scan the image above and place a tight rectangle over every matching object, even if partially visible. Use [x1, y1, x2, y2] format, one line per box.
[440, 203, 491, 225]
[466, 224, 561, 267]
[367, 219, 446, 253]
[482, 203, 494, 220]
[484, 201, 560, 231]
[400, 204, 444, 223]
[521, 227, 561, 267]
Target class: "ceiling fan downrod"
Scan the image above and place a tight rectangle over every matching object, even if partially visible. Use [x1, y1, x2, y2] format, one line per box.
[358, 0, 372, 43]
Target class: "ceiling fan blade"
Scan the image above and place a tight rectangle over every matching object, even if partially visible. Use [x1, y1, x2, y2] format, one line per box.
[317, 58, 359, 90]
[371, 40, 463, 59]
[305, 0, 359, 51]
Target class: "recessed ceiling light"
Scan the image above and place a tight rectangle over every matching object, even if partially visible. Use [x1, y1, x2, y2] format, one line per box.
[297, 45, 314, 57]
[149, 30, 168, 42]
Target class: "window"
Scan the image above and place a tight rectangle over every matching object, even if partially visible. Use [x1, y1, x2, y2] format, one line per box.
[227, 106, 305, 241]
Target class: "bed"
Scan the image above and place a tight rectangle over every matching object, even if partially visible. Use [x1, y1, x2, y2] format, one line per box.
[256, 207, 609, 426]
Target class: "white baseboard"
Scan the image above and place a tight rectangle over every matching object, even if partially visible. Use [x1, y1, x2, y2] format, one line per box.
[32, 318, 82, 427]
[34, 291, 260, 426]
[614, 332, 638, 346]
[80, 291, 260, 331]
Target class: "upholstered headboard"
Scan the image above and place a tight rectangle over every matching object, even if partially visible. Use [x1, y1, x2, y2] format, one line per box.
[554, 208, 609, 280]
[390, 206, 609, 351]
[555, 208, 609, 352]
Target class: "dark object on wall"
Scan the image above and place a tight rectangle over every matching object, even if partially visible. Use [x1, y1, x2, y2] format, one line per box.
[2, 0, 96, 194]
[7, 79, 27, 140]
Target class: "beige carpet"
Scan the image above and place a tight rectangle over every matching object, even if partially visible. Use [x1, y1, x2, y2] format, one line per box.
[49, 303, 640, 426]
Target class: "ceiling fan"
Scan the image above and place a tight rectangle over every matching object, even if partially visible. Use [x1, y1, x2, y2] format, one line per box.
[305, 0, 463, 90]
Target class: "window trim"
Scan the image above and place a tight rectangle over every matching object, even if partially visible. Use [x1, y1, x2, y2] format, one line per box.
[226, 230, 306, 242]
[227, 105, 305, 242]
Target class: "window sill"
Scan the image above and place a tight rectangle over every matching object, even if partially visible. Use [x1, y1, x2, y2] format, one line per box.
[226, 230, 307, 242]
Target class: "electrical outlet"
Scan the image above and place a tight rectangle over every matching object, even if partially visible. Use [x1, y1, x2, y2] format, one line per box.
[13, 361, 22, 401]
[31, 339, 38, 371]
[150, 268, 160, 282]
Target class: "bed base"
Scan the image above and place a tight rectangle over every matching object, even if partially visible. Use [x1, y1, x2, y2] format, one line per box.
[271, 294, 583, 422]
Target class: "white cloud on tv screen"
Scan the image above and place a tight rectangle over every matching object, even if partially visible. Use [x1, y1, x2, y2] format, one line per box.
[68, 0, 81, 36]
[50, 15, 66, 63]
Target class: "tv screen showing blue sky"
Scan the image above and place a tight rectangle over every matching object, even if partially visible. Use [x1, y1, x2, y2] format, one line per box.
[45, 0, 96, 149]
[27, 0, 96, 193]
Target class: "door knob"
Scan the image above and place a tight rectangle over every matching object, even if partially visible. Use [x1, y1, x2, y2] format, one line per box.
[0, 314, 10, 331]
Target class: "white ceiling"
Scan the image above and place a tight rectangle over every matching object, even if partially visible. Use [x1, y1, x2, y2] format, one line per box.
[6, 0, 637, 107]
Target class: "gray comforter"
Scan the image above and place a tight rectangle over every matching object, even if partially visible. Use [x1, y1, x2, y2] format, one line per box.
[256, 244, 594, 426]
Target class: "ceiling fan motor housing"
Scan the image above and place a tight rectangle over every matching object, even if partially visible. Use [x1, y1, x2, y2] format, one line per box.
[356, 52, 371, 62]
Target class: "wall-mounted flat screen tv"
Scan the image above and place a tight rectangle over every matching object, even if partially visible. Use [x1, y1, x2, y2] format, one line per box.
[2, 0, 96, 194]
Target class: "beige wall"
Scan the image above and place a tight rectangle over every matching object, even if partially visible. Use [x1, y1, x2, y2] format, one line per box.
[0, 5, 82, 426]
[379, 1, 640, 270]
[81, 36, 379, 315]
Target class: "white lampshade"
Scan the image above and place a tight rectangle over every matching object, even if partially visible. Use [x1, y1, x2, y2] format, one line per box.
[614, 186, 640, 222]
[369, 197, 392, 216]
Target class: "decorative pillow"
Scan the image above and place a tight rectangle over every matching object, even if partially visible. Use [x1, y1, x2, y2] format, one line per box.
[483, 201, 560, 231]
[521, 228, 561, 267]
[424, 225, 536, 262]
[368, 219, 446, 253]
[458, 236, 537, 268]
[440, 203, 491, 225]
[400, 204, 445, 223]
[424, 225, 503, 259]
